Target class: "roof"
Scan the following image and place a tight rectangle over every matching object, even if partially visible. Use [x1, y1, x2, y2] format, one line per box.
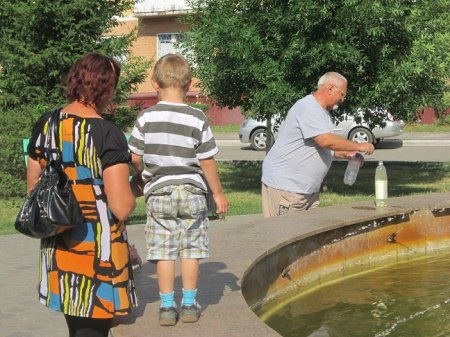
[134, 0, 192, 17]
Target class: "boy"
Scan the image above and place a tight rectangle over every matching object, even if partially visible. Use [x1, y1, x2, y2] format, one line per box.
[128, 54, 229, 326]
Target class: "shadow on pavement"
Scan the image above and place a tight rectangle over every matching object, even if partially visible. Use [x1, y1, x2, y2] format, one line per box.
[112, 261, 240, 326]
[197, 262, 240, 311]
[375, 139, 403, 149]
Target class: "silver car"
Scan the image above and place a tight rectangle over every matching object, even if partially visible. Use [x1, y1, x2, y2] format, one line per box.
[239, 111, 405, 151]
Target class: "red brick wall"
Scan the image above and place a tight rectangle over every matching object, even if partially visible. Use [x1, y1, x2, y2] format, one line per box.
[204, 103, 244, 125]
[417, 107, 450, 124]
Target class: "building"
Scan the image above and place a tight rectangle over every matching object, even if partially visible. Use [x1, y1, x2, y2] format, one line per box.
[111, 0, 244, 125]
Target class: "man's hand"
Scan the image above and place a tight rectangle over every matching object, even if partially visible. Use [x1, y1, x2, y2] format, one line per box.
[357, 142, 375, 155]
[314, 133, 375, 155]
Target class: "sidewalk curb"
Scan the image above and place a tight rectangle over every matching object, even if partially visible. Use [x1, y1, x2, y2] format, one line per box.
[216, 140, 241, 145]
[402, 139, 450, 146]
[216, 139, 450, 147]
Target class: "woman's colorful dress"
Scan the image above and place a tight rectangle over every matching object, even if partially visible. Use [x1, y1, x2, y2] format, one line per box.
[28, 109, 138, 318]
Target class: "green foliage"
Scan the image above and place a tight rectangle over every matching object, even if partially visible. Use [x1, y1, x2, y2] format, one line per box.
[182, 0, 449, 124]
[211, 124, 240, 133]
[3, 161, 450, 234]
[111, 55, 152, 130]
[187, 102, 209, 112]
[0, 198, 24, 234]
[0, 104, 51, 197]
[405, 122, 450, 132]
[0, 0, 150, 197]
[437, 113, 450, 126]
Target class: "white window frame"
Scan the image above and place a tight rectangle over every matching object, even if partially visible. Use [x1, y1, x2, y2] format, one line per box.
[157, 33, 182, 59]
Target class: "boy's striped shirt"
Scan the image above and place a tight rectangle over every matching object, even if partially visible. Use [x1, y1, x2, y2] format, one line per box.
[128, 101, 218, 197]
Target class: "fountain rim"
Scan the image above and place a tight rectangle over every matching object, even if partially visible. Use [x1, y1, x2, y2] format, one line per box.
[240, 193, 450, 319]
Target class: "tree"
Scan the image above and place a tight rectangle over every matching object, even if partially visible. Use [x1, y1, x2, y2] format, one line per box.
[0, 0, 149, 197]
[182, 0, 449, 126]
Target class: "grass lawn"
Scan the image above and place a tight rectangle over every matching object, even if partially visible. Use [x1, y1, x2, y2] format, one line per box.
[404, 123, 450, 132]
[2, 161, 449, 235]
[211, 124, 240, 133]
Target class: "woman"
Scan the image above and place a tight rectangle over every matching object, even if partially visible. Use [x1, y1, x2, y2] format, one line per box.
[26, 53, 137, 337]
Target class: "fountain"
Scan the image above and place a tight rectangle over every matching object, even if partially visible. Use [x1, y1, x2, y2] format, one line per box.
[241, 193, 450, 336]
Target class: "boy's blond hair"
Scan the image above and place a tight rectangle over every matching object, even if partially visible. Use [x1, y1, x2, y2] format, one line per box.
[152, 54, 192, 93]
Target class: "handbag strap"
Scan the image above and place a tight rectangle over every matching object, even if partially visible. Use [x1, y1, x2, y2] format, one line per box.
[45, 108, 63, 165]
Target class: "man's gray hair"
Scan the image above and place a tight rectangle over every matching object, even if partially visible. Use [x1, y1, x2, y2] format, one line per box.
[317, 72, 347, 87]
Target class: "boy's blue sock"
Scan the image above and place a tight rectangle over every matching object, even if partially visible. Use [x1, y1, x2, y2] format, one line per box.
[160, 291, 175, 308]
[182, 288, 197, 307]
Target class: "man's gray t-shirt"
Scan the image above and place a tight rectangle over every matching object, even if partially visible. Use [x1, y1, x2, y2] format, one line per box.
[262, 94, 334, 194]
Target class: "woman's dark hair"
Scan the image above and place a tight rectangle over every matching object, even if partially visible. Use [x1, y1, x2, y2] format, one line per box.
[65, 53, 121, 111]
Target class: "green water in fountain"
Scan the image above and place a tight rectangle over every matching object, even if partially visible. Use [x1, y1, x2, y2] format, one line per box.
[263, 253, 450, 337]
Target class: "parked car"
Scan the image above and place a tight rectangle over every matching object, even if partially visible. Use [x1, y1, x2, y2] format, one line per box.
[239, 111, 405, 151]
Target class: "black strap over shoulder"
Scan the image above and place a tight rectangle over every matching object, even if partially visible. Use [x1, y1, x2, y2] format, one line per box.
[46, 108, 63, 165]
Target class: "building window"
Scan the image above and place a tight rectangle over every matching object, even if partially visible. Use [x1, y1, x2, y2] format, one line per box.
[157, 33, 181, 59]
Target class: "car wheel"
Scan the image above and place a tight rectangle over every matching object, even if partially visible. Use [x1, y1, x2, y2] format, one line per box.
[250, 128, 267, 151]
[348, 127, 374, 144]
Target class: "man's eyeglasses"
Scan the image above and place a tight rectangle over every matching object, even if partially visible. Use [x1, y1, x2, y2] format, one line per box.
[332, 85, 347, 98]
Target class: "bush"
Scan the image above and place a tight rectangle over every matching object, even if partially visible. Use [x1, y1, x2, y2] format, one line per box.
[0, 137, 28, 198]
[103, 104, 143, 132]
[437, 113, 450, 126]
[188, 102, 209, 112]
[0, 106, 42, 198]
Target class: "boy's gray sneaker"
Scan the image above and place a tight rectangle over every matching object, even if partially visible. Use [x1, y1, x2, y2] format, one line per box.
[180, 302, 201, 323]
[159, 306, 178, 326]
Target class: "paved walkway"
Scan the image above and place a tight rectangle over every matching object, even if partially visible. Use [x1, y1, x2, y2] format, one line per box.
[0, 233, 68, 337]
[3, 193, 449, 337]
[0, 214, 272, 337]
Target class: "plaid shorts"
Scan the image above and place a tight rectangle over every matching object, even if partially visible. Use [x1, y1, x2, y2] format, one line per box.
[145, 184, 210, 261]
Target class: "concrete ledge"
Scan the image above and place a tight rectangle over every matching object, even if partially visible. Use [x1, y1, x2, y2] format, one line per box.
[111, 192, 450, 337]
[242, 200, 450, 320]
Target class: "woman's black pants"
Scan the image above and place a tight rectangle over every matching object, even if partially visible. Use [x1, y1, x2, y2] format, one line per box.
[64, 315, 113, 337]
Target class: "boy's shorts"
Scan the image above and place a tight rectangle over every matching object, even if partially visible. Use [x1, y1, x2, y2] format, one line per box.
[145, 184, 210, 261]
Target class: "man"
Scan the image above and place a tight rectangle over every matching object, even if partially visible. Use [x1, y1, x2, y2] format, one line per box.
[261, 72, 375, 218]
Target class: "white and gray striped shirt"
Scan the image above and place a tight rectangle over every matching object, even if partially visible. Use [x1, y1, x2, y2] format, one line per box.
[128, 101, 218, 197]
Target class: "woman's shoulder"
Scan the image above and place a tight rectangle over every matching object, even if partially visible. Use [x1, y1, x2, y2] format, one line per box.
[30, 108, 60, 137]
[90, 118, 126, 139]
[35, 109, 57, 126]
[88, 118, 128, 150]
[89, 119, 130, 168]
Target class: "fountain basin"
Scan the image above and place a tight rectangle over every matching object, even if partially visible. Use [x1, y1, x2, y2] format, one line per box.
[241, 193, 450, 332]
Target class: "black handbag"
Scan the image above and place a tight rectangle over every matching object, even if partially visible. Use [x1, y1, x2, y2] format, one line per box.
[15, 109, 84, 238]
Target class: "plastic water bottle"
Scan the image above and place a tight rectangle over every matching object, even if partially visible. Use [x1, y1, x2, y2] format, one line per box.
[344, 153, 363, 185]
[375, 161, 388, 207]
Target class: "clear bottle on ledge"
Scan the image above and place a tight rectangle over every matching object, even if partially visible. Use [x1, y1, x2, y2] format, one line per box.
[375, 161, 388, 207]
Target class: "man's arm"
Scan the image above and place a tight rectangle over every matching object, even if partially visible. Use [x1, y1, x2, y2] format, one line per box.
[314, 133, 375, 155]
[199, 157, 229, 214]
